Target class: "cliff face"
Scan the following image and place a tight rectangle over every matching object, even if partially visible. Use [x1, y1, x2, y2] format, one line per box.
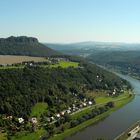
[0, 36, 38, 44]
[0, 36, 59, 56]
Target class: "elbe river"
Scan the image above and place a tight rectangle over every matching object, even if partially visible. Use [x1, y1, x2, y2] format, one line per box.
[65, 73, 140, 140]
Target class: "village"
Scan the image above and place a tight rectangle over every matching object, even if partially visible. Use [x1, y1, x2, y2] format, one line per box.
[1, 85, 121, 134]
[1, 95, 94, 130]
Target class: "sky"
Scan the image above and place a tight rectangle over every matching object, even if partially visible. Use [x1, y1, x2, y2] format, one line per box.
[0, 0, 140, 43]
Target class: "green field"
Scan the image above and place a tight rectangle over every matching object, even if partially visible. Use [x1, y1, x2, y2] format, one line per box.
[11, 129, 45, 140]
[0, 132, 7, 140]
[31, 102, 48, 117]
[45, 61, 79, 68]
[95, 91, 131, 104]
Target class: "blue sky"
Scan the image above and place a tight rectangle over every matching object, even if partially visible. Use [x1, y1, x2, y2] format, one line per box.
[0, 0, 140, 43]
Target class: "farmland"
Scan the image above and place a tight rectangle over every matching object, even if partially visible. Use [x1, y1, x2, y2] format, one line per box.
[0, 55, 47, 64]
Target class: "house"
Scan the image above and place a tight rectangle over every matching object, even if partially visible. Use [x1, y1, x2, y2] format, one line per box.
[56, 113, 60, 118]
[50, 116, 55, 121]
[6, 116, 13, 120]
[83, 103, 87, 107]
[68, 107, 71, 110]
[88, 101, 93, 105]
[112, 91, 116, 95]
[31, 117, 37, 124]
[60, 111, 66, 116]
[83, 98, 87, 102]
[72, 104, 76, 109]
[29, 63, 33, 66]
[80, 104, 83, 108]
[18, 118, 24, 124]
[66, 110, 71, 114]
[72, 108, 76, 112]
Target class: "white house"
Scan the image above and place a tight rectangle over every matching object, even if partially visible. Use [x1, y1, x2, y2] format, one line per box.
[67, 110, 71, 114]
[56, 113, 60, 118]
[31, 117, 37, 124]
[88, 101, 93, 105]
[83, 103, 87, 107]
[18, 118, 24, 124]
[50, 116, 55, 121]
[60, 111, 66, 116]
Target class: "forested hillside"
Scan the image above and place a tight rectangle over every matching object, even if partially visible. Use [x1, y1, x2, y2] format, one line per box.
[0, 62, 130, 117]
[0, 36, 59, 56]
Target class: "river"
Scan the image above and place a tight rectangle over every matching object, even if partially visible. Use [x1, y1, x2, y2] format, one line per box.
[65, 73, 140, 140]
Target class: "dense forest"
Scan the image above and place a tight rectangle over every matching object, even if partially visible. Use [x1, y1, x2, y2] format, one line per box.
[0, 62, 130, 118]
[0, 36, 59, 56]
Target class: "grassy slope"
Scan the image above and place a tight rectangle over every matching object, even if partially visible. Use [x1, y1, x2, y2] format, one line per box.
[11, 129, 45, 140]
[48, 93, 134, 140]
[95, 91, 130, 104]
[31, 102, 48, 118]
[0, 132, 7, 140]
[45, 61, 79, 68]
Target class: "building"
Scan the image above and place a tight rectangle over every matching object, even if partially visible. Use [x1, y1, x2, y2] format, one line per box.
[18, 118, 24, 124]
[88, 101, 93, 105]
[31, 117, 37, 124]
[56, 113, 60, 118]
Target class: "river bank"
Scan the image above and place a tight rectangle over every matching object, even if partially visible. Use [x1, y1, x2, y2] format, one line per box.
[63, 73, 140, 140]
[48, 92, 134, 140]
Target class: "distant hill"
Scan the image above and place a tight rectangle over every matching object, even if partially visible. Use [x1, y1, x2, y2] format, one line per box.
[87, 50, 140, 78]
[46, 42, 140, 57]
[0, 36, 59, 56]
[46, 41, 140, 51]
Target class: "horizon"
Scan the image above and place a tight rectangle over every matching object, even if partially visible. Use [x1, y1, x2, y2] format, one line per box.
[1, 0, 140, 43]
[2, 35, 140, 45]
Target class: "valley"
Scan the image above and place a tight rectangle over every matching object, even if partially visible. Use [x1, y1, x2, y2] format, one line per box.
[0, 37, 139, 140]
[1, 1, 140, 139]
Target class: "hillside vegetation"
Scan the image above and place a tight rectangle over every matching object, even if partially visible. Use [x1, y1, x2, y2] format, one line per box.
[0, 62, 130, 117]
[0, 60, 132, 140]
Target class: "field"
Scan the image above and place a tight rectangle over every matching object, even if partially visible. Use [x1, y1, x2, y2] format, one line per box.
[45, 61, 79, 68]
[0, 55, 47, 64]
[11, 129, 45, 140]
[0, 56, 79, 70]
[0, 132, 7, 140]
[31, 102, 48, 117]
